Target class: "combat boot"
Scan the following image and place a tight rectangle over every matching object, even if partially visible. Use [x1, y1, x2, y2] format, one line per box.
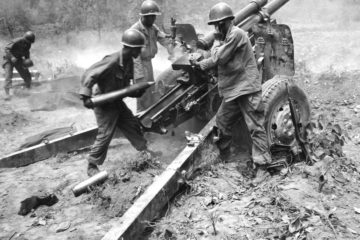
[87, 163, 100, 177]
[252, 151, 272, 165]
[237, 159, 256, 179]
[252, 166, 270, 185]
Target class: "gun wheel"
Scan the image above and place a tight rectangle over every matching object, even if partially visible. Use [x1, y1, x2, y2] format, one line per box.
[262, 76, 311, 146]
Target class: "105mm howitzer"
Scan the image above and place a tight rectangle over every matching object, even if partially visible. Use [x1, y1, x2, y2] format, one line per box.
[102, 1, 311, 238]
[135, 0, 311, 163]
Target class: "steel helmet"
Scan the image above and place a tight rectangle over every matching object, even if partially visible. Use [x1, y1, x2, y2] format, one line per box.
[208, 2, 234, 25]
[24, 31, 35, 43]
[121, 29, 146, 48]
[23, 59, 34, 68]
[140, 0, 161, 16]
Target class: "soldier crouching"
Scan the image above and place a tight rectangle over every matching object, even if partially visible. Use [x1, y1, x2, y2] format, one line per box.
[79, 29, 161, 177]
[2, 31, 35, 100]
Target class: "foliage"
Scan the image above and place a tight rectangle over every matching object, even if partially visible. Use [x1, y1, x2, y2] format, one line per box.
[308, 114, 347, 160]
[0, 0, 134, 38]
[0, 0, 359, 40]
[0, 0, 32, 37]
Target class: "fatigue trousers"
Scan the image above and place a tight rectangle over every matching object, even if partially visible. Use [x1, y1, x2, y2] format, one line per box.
[134, 59, 155, 112]
[216, 90, 270, 164]
[88, 100, 147, 166]
[3, 61, 32, 90]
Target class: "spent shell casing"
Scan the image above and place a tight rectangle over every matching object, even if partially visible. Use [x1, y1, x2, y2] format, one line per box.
[72, 171, 108, 197]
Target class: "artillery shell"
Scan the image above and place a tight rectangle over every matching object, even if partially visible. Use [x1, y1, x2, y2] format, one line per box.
[72, 171, 108, 197]
[91, 82, 154, 107]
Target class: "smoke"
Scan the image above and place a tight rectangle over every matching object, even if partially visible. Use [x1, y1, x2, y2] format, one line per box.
[73, 46, 117, 69]
[273, 0, 360, 72]
[23, 30, 123, 79]
[274, 0, 360, 27]
[152, 48, 173, 78]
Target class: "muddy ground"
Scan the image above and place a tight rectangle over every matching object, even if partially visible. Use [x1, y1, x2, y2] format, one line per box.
[1, 13, 360, 240]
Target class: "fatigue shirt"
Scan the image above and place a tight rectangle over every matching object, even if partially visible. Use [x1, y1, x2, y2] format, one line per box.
[79, 51, 133, 97]
[200, 24, 261, 102]
[3, 37, 31, 66]
[131, 20, 169, 61]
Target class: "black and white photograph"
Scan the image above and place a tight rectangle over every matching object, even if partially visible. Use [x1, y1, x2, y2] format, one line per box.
[0, 0, 359, 239]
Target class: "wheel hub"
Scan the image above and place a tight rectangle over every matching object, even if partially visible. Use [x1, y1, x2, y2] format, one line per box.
[270, 101, 299, 145]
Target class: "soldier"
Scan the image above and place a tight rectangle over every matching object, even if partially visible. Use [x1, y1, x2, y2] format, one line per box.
[79, 29, 160, 177]
[2, 31, 35, 100]
[131, 0, 172, 112]
[195, 2, 272, 178]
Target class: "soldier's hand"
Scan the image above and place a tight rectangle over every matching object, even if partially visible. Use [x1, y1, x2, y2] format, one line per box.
[11, 57, 17, 64]
[191, 60, 200, 69]
[192, 60, 207, 71]
[82, 97, 94, 109]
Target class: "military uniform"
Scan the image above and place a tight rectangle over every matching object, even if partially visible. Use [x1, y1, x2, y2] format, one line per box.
[199, 23, 271, 164]
[131, 20, 170, 111]
[3, 37, 32, 91]
[79, 51, 147, 166]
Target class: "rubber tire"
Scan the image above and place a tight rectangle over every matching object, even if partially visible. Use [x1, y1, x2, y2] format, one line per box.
[262, 76, 311, 145]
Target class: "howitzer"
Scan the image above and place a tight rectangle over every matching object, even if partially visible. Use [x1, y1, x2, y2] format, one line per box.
[102, 2, 311, 239]
[140, 0, 310, 161]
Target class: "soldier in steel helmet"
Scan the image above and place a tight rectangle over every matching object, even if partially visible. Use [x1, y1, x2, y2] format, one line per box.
[2, 31, 35, 100]
[194, 2, 272, 181]
[131, 0, 172, 112]
[79, 29, 161, 177]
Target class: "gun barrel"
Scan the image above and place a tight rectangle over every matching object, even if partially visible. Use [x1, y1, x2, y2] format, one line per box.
[91, 82, 155, 107]
[238, 0, 290, 30]
[234, 0, 268, 24]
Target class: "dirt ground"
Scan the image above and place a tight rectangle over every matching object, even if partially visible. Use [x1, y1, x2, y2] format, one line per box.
[1, 10, 360, 240]
[148, 28, 360, 240]
[0, 132, 187, 240]
[0, 50, 193, 240]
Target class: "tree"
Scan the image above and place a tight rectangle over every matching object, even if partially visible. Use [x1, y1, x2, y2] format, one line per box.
[88, 0, 108, 40]
[0, 0, 31, 38]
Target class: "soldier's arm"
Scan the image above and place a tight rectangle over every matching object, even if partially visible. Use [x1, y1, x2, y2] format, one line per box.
[79, 57, 115, 97]
[24, 46, 30, 59]
[5, 40, 17, 60]
[155, 25, 171, 47]
[199, 30, 243, 70]
[155, 25, 174, 57]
